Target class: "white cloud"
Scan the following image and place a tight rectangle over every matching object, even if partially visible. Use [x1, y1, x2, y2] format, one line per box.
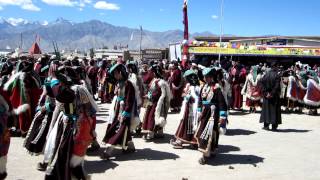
[22, 3, 40, 11]
[78, 0, 90, 7]
[81, 0, 91, 5]
[94, 1, 119, 10]
[0, 6, 3, 10]
[41, 0, 76, 6]
[211, 15, 219, 19]
[42, 0, 92, 10]
[0, 0, 40, 11]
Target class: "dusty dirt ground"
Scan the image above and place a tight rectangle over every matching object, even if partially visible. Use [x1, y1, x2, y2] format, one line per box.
[7, 103, 320, 180]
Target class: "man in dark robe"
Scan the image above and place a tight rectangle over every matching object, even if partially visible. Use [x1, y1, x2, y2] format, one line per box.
[259, 62, 282, 131]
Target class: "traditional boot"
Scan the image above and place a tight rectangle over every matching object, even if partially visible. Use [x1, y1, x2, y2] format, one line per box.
[155, 129, 164, 138]
[87, 139, 100, 152]
[37, 162, 48, 171]
[170, 139, 183, 149]
[100, 147, 113, 160]
[0, 172, 7, 180]
[123, 141, 136, 154]
[0, 156, 7, 180]
[198, 156, 208, 165]
[71, 165, 87, 180]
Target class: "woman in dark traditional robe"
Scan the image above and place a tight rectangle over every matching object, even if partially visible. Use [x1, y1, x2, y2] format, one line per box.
[216, 68, 230, 135]
[24, 63, 59, 155]
[195, 67, 228, 165]
[45, 66, 98, 180]
[127, 61, 144, 134]
[142, 65, 171, 141]
[101, 63, 136, 159]
[170, 70, 200, 149]
[44, 85, 76, 180]
[259, 63, 282, 131]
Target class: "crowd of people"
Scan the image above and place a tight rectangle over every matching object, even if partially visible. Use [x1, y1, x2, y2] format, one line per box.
[0, 54, 319, 179]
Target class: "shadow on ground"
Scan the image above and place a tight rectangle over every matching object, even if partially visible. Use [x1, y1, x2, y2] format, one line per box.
[226, 129, 257, 136]
[217, 144, 241, 154]
[97, 110, 108, 113]
[84, 160, 118, 174]
[275, 129, 311, 133]
[152, 133, 175, 144]
[96, 113, 109, 117]
[87, 147, 179, 162]
[86, 147, 107, 157]
[229, 111, 248, 116]
[207, 154, 264, 167]
[114, 148, 180, 161]
[168, 109, 181, 114]
[96, 120, 107, 124]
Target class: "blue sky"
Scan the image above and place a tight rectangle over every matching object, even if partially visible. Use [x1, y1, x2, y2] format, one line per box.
[0, 0, 319, 36]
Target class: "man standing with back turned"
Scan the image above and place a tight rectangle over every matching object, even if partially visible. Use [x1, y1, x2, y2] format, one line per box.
[259, 62, 282, 131]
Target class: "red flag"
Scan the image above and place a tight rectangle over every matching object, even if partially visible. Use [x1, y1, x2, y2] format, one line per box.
[182, 0, 189, 69]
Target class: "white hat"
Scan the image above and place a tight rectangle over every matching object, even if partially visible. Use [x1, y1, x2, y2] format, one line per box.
[198, 64, 206, 70]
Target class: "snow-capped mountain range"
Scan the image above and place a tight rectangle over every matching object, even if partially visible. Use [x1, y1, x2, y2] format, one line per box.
[0, 17, 216, 52]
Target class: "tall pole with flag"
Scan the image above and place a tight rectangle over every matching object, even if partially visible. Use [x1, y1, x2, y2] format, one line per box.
[218, 0, 225, 63]
[140, 26, 143, 60]
[182, 0, 189, 69]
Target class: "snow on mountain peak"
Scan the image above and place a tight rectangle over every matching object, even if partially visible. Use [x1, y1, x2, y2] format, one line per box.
[6, 18, 29, 26]
[42, 20, 49, 26]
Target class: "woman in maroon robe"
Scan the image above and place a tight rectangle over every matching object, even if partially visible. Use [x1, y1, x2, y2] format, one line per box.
[169, 62, 184, 112]
[86, 59, 99, 100]
[142, 65, 171, 140]
[229, 61, 246, 110]
[171, 70, 200, 148]
[101, 64, 136, 159]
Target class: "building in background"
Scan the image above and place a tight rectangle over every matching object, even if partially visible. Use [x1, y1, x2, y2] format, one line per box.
[187, 36, 320, 66]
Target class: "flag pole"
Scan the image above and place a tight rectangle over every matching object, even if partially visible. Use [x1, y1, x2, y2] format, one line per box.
[218, 0, 225, 63]
[182, 0, 189, 69]
[139, 26, 143, 61]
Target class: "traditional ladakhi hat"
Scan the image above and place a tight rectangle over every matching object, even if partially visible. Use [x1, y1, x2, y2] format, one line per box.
[202, 67, 214, 76]
[191, 63, 198, 67]
[183, 70, 196, 78]
[184, 69, 200, 86]
[108, 63, 128, 80]
[150, 64, 163, 79]
[126, 60, 137, 65]
[56, 86, 75, 104]
[109, 63, 125, 74]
